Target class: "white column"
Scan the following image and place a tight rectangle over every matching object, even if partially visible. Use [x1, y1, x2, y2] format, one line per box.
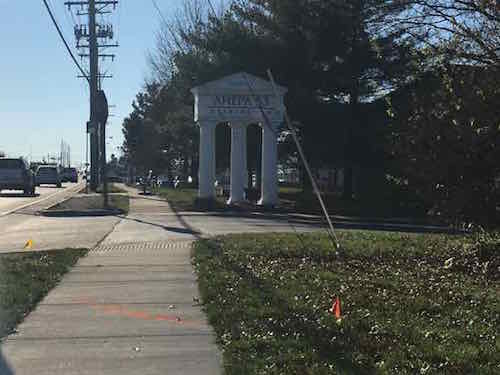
[228, 123, 246, 204]
[242, 125, 248, 190]
[259, 123, 278, 206]
[198, 122, 216, 200]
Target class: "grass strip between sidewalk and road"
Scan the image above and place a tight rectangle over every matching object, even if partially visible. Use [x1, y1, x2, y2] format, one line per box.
[109, 194, 130, 214]
[156, 187, 226, 211]
[49, 193, 130, 215]
[0, 249, 88, 339]
[193, 231, 499, 374]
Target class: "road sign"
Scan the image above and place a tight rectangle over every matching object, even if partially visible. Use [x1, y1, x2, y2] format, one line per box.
[96, 90, 109, 125]
[86, 121, 96, 134]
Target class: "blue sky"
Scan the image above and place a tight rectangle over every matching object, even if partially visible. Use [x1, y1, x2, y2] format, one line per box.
[0, 0, 181, 165]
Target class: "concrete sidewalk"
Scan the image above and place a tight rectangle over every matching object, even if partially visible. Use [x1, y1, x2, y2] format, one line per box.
[0, 189, 222, 375]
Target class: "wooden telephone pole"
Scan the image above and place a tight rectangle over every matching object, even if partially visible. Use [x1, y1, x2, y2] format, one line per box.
[65, 0, 118, 193]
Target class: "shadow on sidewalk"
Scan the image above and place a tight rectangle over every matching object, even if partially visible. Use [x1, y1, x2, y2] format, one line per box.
[123, 186, 205, 240]
[179, 211, 460, 234]
[128, 188, 457, 238]
[118, 215, 203, 239]
[0, 349, 14, 375]
[134, 190, 456, 236]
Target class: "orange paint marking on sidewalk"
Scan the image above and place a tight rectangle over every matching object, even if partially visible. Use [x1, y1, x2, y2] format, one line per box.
[74, 297, 203, 327]
[154, 314, 179, 322]
[123, 309, 152, 320]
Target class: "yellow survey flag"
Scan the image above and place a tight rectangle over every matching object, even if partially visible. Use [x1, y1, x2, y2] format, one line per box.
[24, 240, 34, 250]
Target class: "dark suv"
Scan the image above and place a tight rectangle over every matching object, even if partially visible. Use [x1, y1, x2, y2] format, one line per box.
[36, 166, 62, 188]
[0, 158, 36, 196]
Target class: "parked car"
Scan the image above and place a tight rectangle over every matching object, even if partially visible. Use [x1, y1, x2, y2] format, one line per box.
[36, 166, 62, 187]
[0, 158, 36, 196]
[60, 167, 78, 183]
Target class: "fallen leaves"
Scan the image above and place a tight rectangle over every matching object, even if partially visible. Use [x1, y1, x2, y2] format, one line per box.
[193, 231, 500, 374]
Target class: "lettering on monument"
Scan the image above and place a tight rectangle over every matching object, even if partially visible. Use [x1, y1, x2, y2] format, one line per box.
[208, 95, 276, 118]
[211, 95, 273, 109]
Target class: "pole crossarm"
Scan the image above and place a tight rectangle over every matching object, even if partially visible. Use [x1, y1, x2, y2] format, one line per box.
[65, 1, 118, 6]
[77, 43, 120, 49]
[79, 54, 116, 60]
[78, 74, 113, 79]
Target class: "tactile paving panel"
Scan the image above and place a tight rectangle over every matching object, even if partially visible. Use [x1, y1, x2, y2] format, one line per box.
[92, 240, 194, 254]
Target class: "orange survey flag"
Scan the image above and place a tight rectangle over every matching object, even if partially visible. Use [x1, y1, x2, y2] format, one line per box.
[332, 297, 341, 319]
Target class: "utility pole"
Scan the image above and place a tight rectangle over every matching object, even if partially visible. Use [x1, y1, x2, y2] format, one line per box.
[89, 0, 99, 190]
[65, 0, 118, 192]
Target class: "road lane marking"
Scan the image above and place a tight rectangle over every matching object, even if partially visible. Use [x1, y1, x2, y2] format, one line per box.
[0, 183, 84, 217]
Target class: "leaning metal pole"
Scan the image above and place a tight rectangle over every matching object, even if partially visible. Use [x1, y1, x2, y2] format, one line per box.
[265, 70, 340, 249]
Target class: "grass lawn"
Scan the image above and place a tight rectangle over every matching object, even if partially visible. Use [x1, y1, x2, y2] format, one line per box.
[50, 193, 130, 215]
[278, 186, 303, 195]
[109, 194, 130, 214]
[193, 231, 500, 374]
[156, 187, 226, 211]
[0, 249, 88, 339]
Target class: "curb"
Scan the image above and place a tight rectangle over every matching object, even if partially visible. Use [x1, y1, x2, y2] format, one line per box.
[36, 184, 87, 215]
[39, 208, 123, 217]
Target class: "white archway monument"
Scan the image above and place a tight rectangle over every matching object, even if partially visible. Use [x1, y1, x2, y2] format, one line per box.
[191, 72, 287, 206]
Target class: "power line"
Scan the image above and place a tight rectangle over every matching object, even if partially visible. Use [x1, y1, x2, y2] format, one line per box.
[42, 0, 90, 83]
[207, 0, 217, 18]
[151, 0, 168, 25]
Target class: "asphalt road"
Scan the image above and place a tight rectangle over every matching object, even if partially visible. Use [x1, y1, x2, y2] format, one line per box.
[0, 183, 80, 217]
[0, 181, 122, 254]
